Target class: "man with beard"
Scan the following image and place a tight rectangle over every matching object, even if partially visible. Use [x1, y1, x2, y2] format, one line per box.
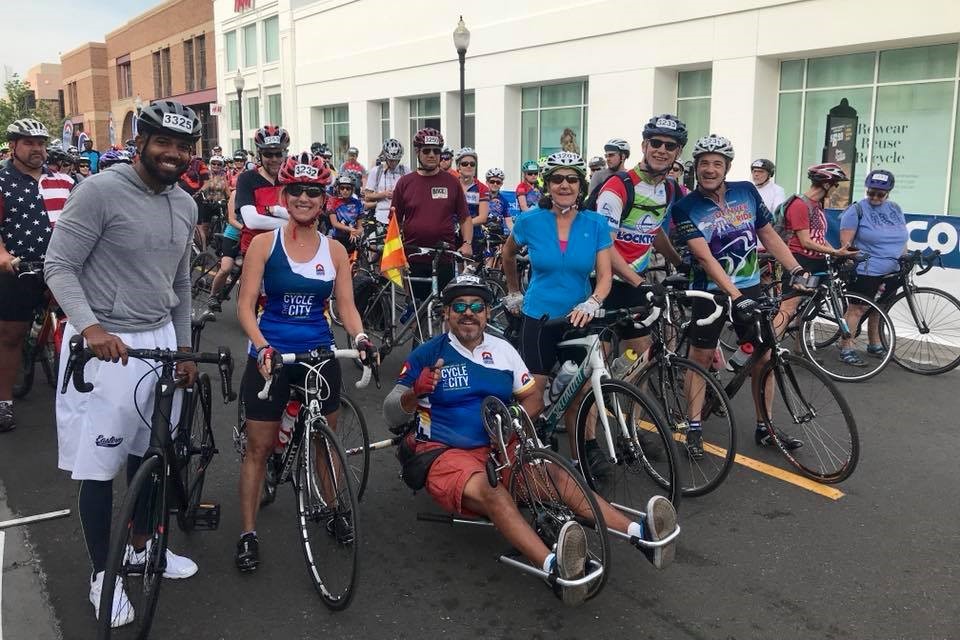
[0, 119, 74, 432]
[44, 100, 202, 628]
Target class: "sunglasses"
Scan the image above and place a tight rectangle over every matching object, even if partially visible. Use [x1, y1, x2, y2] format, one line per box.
[647, 139, 680, 151]
[286, 184, 325, 198]
[487, 179, 503, 185]
[867, 189, 889, 198]
[547, 174, 581, 185]
[459, 161, 476, 167]
[450, 301, 486, 314]
[420, 147, 442, 155]
[261, 150, 285, 159]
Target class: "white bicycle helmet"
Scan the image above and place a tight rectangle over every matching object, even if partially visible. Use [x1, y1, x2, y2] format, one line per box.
[692, 134, 735, 161]
[455, 147, 477, 163]
[485, 167, 505, 181]
[6, 118, 50, 141]
[588, 156, 604, 170]
[382, 138, 403, 160]
[603, 138, 631, 157]
[542, 151, 587, 178]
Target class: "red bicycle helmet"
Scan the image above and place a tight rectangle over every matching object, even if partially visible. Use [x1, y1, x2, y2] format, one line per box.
[278, 151, 333, 186]
[253, 125, 290, 151]
[807, 162, 848, 184]
[413, 127, 444, 149]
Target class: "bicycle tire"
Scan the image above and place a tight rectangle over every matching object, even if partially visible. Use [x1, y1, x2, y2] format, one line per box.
[883, 287, 960, 375]
[295, 419, 359, 610]
[190, 251, 219, 301]
[177, 374, 215, 531]
[755, 353, 859, 483]
[508, 447, 610, 600]
[11, 345, 35, 399]
[637, 357, 737, 497]
[575, 379, 682, 512]
[335, 393, 370, 501]
[798, 293, 895, 383]
[97, 455, 168, 639]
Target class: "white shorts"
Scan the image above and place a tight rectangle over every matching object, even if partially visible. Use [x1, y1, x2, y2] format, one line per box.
[57, 322, 183, 481]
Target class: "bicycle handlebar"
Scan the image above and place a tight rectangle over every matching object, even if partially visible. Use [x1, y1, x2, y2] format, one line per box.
[61, 335, 237, 403]
[256, 347, 376, 400]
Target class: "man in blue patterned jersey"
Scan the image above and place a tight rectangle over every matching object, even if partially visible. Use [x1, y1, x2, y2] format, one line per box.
[383, 275, 678, 606]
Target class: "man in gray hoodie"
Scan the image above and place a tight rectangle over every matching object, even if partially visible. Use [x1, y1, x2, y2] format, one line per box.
[44, 100, 203, 629]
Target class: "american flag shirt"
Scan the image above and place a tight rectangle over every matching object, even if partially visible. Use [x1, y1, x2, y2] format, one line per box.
[0, 164, 74, 261]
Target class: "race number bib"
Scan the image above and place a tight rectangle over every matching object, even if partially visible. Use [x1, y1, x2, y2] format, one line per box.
[161, 113, 193, 134]
[294, 164, 319, 179]
[431, 187, 449, 199]
[465, 191, 480, 206]
[263, 135, 281, 145]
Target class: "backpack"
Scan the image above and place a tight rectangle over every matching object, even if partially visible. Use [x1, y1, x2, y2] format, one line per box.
[583, 171, 680, 223]
[772, 194, 815, 243]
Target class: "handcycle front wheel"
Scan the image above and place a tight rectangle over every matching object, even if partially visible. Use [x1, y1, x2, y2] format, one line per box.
[575, 379, 683, 512]
[508, 446, 610, 601]
[755, 353, 859, 483]
[97, 455, 168, 639]
[295, 419, 360, 610]
[177, 373, 216, 531]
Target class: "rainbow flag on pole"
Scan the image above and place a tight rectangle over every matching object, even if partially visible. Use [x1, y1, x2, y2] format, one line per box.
[380, 208, 407, 287]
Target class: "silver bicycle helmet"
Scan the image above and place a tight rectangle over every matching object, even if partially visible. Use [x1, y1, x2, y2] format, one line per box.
[692, 134, 735, 161]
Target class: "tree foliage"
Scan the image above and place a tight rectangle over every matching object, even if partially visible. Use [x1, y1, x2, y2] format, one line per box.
[0, 76, 61, 141]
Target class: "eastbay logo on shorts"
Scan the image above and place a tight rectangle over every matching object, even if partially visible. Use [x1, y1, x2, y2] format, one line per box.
[431, 187, 449, 199]
[95, 435, 123, 448]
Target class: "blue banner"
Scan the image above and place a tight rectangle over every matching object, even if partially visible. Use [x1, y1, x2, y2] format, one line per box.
[826, 209, 960, 269]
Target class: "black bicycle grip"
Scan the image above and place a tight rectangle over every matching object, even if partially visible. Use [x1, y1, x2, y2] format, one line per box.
[64, 335, 94, 394]
[218, 347, 237, 403]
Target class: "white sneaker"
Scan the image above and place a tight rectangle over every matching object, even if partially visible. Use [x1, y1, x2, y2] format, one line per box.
[645, 495, 678, 570]
[89, 571, 135, 628]
[126, 543, 199, 579]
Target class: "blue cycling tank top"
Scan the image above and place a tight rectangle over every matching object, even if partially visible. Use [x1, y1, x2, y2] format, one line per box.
[249, 228, 335, 356]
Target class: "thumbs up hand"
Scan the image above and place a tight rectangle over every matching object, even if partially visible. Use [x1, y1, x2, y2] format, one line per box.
[413, 358, 444, 398]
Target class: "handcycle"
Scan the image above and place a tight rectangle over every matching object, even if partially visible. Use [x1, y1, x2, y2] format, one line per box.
[61, 335, 236, 639]
[10, 259, 66, 399]
[235, 345, 376, 610]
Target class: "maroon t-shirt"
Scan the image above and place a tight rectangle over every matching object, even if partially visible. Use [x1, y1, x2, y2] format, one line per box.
[391, 171, 468, 258]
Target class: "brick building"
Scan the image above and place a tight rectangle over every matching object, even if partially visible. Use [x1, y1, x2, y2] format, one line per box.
[60, 0, 218, 154]
[25, 63, 64, 121]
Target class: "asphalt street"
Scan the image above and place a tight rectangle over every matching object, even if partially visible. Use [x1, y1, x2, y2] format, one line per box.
[1, 300, 957, 640]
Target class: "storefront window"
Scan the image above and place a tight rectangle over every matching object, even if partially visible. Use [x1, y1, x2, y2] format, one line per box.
[677, 69, 712, 163]
[323, 105, 350, 168]
[225, 31, 237, 72]
[519, 81, 588, 163]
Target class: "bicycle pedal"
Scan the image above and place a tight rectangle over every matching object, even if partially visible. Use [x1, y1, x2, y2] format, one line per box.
[192, 502, 221, 530]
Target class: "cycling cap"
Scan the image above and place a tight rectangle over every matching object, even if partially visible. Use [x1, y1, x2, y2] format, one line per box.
[441, 273, 494, 305]
[455, 147, 477, 163]
[254, 125, 290, 151]
[278, 151, 332, 186]
[643, 114, 688, 146]
[692, 134, 734, 161]
[413, 128, 444, 149]
[6, 118, 50, 141]
[864, 169, 894, 191]
[521, 160, 540, 173]
[807, 162, 848, 184]
[542, 151, 587, 178]
[485, 167, 505, 181]
[603, 138, 631, 157]
[751, 158, 776, 177]
[99, 149, 132, 169]
[382, 138, 404, 160]
[137, 100, 202, 141]
[335, 174, 355, 188]
[588, 155, 604, 169]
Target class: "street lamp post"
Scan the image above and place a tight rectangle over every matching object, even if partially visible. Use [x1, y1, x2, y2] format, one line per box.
[453, 16, 470, 148]
[234, 71, 246, 153]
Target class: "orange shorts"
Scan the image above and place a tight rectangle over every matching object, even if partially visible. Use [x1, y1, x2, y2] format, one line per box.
[418, 438, 519, 517]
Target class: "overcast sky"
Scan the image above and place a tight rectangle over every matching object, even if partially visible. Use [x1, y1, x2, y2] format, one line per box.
[1, 0, 162, 76]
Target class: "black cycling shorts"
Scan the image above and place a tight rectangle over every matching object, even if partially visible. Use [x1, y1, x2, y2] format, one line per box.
[219, 236, 240, 260]
[0, 272, 46, 322]
[518, 314, 569, 375]
[847, 273, 899, 306]
[241, 356, 341, 421]
[687, 284, 762, 350]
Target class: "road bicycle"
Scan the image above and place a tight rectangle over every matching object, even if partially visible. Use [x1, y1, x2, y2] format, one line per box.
[61, 336, 236, 639]
[10, 260, 65, 399]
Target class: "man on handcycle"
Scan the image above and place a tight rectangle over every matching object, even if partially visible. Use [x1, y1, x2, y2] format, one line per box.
[382, 275, 678, 606]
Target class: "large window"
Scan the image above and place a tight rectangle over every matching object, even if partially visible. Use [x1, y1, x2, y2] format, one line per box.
[116, 60, 132, 99]
[184, 40, 195, 92]
[463, 92, 475, 150]
[242, 23, 257, 68]
[160, 47, 172, 97]
[409, 95, 441, 151]
[152, 51, 162, 98]
[263, 16, 279, 63]
[228, 99, 241, 153]
[520, 81, 588, 163]
[777, 44, 960, 214]
[267, 93, 282, 126]
[380, 101, 390, 146]
[676, 69, 712, 162]
[246, 95, 260, 150]
[225, 30, 237, 72]
[323, 105, 350, 168]
[196, 35, 206, 89]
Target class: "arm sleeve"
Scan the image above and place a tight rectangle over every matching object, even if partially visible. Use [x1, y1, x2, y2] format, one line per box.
[383, 383, 416, 429]
[785, 198, 811, 231]
[43, 179, 105, 333]
[241, 204, 288, 230]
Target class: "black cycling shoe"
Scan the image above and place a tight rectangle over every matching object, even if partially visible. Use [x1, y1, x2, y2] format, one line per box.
[0, 404, 16, 433]
[235, 533, 260, 572]
[325, 511, 355, 545]
[206, 297, 222, 313]
[755, 425, 803, 450]
[685, 429, 704, 460]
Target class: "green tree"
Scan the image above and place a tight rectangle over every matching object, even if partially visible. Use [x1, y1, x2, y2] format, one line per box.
[0, 76, 60, 140]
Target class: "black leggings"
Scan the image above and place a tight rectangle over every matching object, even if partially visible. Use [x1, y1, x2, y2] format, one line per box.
[79, 455, 148, 575]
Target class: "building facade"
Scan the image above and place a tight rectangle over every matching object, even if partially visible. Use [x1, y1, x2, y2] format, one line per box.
[25, 63, 64, 121]
[61, 43, 110, 148]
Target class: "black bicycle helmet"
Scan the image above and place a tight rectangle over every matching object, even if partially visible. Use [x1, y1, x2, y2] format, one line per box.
[751, 158, 776, 177]
[642, 114, 688, 146]
[137, 100, 202, 141]
[441, 274, 494, 305]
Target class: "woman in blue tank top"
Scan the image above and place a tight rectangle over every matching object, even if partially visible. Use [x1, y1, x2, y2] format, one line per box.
[234, 152, 374, 572]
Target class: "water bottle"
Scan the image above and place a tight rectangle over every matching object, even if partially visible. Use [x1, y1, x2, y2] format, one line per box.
[399, 303, 415, 324]
[610, 349, 639, 378]
[548, 361, 579, 404]
[276, 400, 300, 454]
[726, 343, 754, 372]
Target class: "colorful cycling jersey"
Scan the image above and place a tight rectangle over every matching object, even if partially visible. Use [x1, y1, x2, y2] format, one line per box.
[463, 179, 490, 218]
[487, 192, 511, 233]
[671, 181, 772, 291]
[514, 181, 542, 209]
[326, 195, 364, 234]
[398, 332, 536, 448]
[596, 169, 676, 274]
[250, 229, 335, 356]
[236, 169, 283, 253]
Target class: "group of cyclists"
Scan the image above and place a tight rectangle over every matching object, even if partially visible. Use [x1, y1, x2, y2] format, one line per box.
[0, 89, 914, 624]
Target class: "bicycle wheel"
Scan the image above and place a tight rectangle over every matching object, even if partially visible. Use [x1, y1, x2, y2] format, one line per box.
[884, 287, 960, 375]
[509, 447, 610, 600]
[12, 342, 36, 399]
[177, 374, 215, 531]
[575, 379, 682, 513]
[798, 293, 895, 382]
[637, 358, 737, 497]
[755, 353, 859, 483]
[295, 419, 359, 610]
[190, 251, 219, 301]
[97, 455, 168, 639]
[334, 393, 370, 501]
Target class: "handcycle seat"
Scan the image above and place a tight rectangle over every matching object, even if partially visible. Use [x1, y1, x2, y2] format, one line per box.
[662, 273, 689, 290]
